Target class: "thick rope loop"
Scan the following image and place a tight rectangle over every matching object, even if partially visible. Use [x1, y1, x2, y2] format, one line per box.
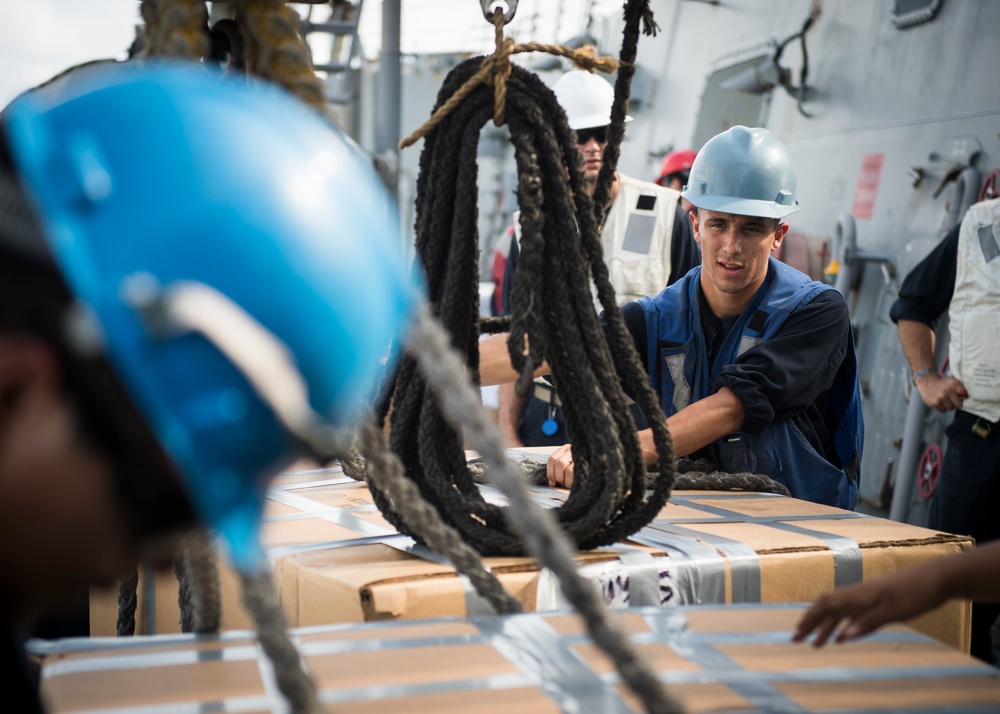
[376, 51, 676, 561]
[240, 568, 323, 714]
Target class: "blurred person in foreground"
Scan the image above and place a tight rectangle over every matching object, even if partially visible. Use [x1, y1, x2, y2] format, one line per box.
[0, 61, 414, 708]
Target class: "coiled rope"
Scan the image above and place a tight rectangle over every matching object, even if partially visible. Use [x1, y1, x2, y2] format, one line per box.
[358, 3, 685, 711]
[475, 457, 792, 496]
[375, 4, 677, 558]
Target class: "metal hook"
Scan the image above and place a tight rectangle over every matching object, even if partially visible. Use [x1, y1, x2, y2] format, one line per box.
[480, 0, 517, 25]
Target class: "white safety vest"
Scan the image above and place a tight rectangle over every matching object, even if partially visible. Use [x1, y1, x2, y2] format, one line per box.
[513, 173, 681, 307]
[599, 173, 680, 304]
[948, 197, 1000, 422]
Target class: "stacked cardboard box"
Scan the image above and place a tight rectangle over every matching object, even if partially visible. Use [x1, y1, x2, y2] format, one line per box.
[92, 455, 973, 652]
[46, 604, 1000, 713]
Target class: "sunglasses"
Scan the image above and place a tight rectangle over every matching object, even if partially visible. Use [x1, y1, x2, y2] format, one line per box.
[575, 125, 609, 145]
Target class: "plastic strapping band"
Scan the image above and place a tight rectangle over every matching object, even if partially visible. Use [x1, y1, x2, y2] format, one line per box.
[269, 476, 356, 491]
[760, 521, 863, 587]
[655, 494, 868, 524]
[473, 613, 634, 714]
[650, 523, 763, 603]
[143, 567, 157, 635]
[628, 528, 728, 604]
[664, 628, 810, 713]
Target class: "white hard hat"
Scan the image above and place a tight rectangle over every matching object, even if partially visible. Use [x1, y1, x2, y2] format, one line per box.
[682, 126, 800, 219]
[552, 70, 633, 131]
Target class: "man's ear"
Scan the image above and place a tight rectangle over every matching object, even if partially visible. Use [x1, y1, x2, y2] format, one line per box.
[0, 336, 61, 421]
[771, 222, 790, 253]
[690, 210, 701, 245]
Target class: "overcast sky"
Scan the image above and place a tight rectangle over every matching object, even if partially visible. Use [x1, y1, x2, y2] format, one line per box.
[0, 1, 607, 107]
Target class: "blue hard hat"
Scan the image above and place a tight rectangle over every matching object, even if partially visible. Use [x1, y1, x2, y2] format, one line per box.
[3, 62, 417, 569]
[682, 125, 800, 219]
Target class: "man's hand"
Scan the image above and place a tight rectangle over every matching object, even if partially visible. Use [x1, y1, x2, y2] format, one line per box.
[546, 444, 574, 488]
[915, 372, 968, 413]
[792, 570, 948, 647]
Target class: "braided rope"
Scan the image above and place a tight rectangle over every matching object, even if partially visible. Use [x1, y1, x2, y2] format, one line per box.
[355, 415, 521, 615]
[509, 458, 792, 496]
[174, 556, 194, 633]
[115, 567, 139, 637]
[139, 0, 210, 59]
[399, 11, 619, 149]
[234, 0, 334, 120]
[239, 568, 323, 714]
[175, 531, 222, 633]
[380, 21, 675, 561]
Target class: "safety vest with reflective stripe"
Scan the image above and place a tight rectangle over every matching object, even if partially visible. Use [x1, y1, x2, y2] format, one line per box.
[636, 257, 863, 509]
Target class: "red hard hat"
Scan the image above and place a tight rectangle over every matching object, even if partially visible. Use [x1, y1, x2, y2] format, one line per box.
[656, 149, 697, 185]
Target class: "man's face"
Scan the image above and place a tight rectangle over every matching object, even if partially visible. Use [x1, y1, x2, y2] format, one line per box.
[692, 209, 787, 315]
[0, 339, 185, 622]
[574, 125, 609, 194]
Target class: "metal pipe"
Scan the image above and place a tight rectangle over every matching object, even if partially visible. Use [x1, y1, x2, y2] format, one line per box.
[833, 212, 857, 297]
[943, 167, 981, 232]
[377, 0, 401, 197]
[889, 380, 929, 522]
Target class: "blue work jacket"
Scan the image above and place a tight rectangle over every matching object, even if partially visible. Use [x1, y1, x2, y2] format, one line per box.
[637, 258, 862, 509]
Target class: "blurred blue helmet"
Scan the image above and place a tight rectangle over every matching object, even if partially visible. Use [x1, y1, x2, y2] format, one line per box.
[3, 62, 417, 569]
[682, 125, 800, 219]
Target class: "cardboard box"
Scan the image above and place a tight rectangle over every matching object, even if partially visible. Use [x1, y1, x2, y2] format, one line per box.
[92, 455, 973, 653]
[42, 604, 1000, 713]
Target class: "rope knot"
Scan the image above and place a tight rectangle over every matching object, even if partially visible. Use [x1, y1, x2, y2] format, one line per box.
[485, 17, 516, 125]
[399, 16, 620, 149]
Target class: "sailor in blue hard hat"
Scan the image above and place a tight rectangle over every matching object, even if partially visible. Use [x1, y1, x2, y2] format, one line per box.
[0, 61, 414, 680]
[484, 126, 864, 511]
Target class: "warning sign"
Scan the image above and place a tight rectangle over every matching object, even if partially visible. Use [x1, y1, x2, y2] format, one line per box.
[852, 153, 884, 219]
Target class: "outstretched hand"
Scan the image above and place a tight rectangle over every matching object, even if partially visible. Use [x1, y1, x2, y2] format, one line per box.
[793, 568, 948, 647]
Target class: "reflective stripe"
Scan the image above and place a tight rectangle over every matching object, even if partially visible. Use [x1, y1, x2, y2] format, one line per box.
[665, 352, 690, 411]
[737, 334, 761, 357]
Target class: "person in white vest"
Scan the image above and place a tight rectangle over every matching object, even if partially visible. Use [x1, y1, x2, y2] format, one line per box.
[889, 196, 1000, 663]
[497, 70, 700, 448]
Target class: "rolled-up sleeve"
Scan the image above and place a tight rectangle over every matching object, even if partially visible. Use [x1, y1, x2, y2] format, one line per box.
[713, 291, 851, 433]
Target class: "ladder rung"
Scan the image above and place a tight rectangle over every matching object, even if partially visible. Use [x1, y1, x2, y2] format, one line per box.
[314, 62, 351, 74]
[303, 20, 357, 36]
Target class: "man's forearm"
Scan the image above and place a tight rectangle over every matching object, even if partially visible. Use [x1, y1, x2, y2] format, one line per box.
[497, 382, 525, 447]
[639, 387, 745, 462]
[897, 319, 937, 374]
[478, 333, 549, 386]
